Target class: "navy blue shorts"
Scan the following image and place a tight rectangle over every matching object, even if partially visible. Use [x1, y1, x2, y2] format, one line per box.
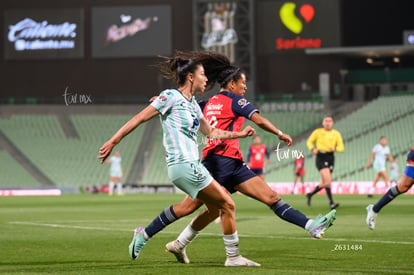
[202, 154, 257, 194]
[250, 168, 265, 175]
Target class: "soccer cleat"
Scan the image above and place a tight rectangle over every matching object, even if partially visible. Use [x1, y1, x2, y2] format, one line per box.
[308, 209, 336, 239]
[306, 193, 312, 206]
[129, 227, 146, 260]
[224, 255, 261, 267]
[330, 203, 340, 209]
[366, 204, 377, 230]
[165, 240, 190, 264]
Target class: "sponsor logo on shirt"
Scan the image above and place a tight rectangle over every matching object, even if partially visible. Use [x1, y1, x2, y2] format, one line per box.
[238, 98, 249, 108]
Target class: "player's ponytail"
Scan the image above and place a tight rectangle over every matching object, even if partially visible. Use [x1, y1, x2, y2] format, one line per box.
[155, 51, 201, 87]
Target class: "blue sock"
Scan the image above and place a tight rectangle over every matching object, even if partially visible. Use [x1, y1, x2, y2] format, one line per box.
[145, 206, 178, 238]
[271, 199, 308, 228]
[373, 186, 401, 213]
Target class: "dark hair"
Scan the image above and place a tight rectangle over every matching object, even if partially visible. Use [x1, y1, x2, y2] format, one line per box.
[324, 115, 334, 121]
[194, 51, 244, 89]
[155, 50, 243, 89]
[155, 51, 202, 87]
[218, 67, 243, 88]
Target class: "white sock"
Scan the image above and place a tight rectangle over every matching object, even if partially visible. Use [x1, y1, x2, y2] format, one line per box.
[305, 219, 314, 230]
[117, 182, 123, 193]
[109, 182, 114, 193]
[223, 231, 240, 258]
[176, 225, 200, 248]
[369, 186, 375, 195]
[143, 230, 150, 241]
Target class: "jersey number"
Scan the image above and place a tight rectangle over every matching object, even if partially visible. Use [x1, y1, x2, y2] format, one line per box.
[209, 116, 218, 128]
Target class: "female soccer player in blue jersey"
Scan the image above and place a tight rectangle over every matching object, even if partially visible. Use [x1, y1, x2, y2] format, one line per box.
[98, 51, 258, 266]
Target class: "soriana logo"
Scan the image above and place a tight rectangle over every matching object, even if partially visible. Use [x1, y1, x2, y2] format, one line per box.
[276, 2, 321, 50]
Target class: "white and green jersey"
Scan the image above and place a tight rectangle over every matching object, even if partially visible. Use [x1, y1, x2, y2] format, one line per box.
[151, 88, 203, 166]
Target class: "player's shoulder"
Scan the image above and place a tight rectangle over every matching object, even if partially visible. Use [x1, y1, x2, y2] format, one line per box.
[312, 127, 324, 134]
[332, 129, 342, 135]
[156, 88, 179, 100]
[224, 92, 254, 110]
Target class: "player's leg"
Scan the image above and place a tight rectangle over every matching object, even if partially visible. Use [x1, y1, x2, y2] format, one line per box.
[109, 176, 116, 195]
[166, 206, 219, 264]
[292, 174, 298, 194]
[197, 179, 260, 266]
[381, 171, 389, 188]
[235, 176, 335, 238]
[129, 196, 203, 260]
[366, 173, 414, 230]
[115, 176, 123, 195]
[300, 174, 305, 194]
[307, 167, 330, 206]
[369, 173, 380, 197]
[318, 168, 335, 208]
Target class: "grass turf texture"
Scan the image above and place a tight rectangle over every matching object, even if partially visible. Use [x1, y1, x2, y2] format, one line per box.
[1, 194, 413, 274]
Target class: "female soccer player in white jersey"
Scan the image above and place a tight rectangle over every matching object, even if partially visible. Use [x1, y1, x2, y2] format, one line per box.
[104, 150, 123, 195]
[365, 136, 395, 197]
[98, 51, 258, 266]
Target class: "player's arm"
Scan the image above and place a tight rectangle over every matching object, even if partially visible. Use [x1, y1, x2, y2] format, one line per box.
[306, 130, 318, 154]
[199, 117, 256, 140]
[387, 153, 395, 162]
[249, 112, 292, 146]
[335, 131, 345, 152]
[365, 152, 375, 168]
[99, 105, 160, 163]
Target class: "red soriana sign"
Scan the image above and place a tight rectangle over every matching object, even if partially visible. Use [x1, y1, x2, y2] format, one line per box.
[277, 2, 320, 50]
[256, 0, 340, 53]
[276, 36, 321, 50]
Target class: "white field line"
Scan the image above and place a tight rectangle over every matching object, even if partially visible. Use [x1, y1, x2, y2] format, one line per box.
[8, 221, 414, 246]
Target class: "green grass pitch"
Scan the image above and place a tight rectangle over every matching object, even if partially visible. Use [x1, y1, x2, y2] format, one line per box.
[1, 193, 413, 274]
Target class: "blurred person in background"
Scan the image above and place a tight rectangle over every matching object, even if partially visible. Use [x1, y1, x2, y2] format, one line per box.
[246, 135, 270, 181]
[389, 159, 399, 185]
[365, 136, 395, 197]
[292, 155, 305, 194]
[104, 150, 123, 195]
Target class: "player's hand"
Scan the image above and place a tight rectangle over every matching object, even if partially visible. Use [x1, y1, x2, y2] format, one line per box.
[329, 146, 335, 152]
[98, 141, 116, 164]
[365, 163, 370, 169]
[312, 148, 318, 155]
[279, 133, 292, 146]
[241, 125, 256, 137]
[149, 96, 157, 102]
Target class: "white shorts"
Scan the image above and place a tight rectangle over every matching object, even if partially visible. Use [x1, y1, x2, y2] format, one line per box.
[110, 170, 122, 177]
[168, 161, 213, 200]
[373, 161, 386, 173]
